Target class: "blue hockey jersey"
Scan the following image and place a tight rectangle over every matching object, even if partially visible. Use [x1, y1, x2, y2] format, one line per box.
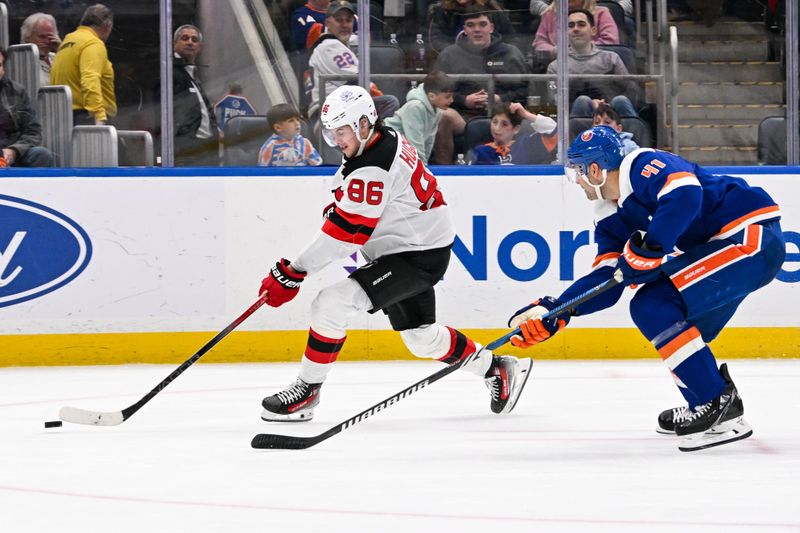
[560, 148, 781, 315]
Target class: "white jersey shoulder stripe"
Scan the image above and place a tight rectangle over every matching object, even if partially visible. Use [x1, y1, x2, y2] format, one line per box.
[617, 147, 654, 206]
[656, 172, 702, 200]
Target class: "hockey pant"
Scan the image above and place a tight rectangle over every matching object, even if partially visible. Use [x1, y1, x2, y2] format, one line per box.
[297, 277, 492, 384]
[629, 221, 785, 408]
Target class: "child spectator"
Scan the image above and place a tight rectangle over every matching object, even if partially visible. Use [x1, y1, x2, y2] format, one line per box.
[384, 71, 455, 165]
[470, 102, 557, 165]
[592, 101, 639, 154]
[258, 103, 322, 166]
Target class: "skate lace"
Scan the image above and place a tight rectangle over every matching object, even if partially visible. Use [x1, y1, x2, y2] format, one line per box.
[683, 401, 711, 422]
[485, 375, 501, 400]
[672, 405, 691, 423]
[276, 380, 309, 404]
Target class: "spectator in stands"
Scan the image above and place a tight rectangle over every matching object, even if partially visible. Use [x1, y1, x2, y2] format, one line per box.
[471, 101, 557, 164]
[546, 9, 638, 117]
[532, 0, 633, 37]
[0, 47, 55, 167]
[306, 1, 399, 122]
[433, 9, 529, 118]
[291, 0, 332, 51]
[470, 102, 520, 164]
[431, 9, 529, 164]
[51, 4, 116, 126]
[258, 103, 322, 166]
[172, 24, 220, 166]
[592, 101, 639, 154]
[20, 12, 61, 86]
[384, 71, 456, 165]
[427, 0, 516, 55]
[533, 0, 618, 59]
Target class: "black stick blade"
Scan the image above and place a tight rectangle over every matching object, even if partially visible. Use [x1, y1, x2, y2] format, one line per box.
[251, 433, 318, 450]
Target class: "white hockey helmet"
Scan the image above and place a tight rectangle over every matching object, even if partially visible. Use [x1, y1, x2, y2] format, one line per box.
[320, 85, 378, 153]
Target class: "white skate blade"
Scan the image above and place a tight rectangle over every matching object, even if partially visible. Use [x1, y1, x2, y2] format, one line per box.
[59, 406, 124, 426]
[260, 408, 315, 423]
[678, 417, 753, 452]
[500, 357, 532, 415]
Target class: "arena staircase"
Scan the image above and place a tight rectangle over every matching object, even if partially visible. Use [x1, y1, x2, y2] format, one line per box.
[669, 18, 784, 165]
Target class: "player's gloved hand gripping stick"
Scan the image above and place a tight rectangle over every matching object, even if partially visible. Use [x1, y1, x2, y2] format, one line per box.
[251, 271, 624, 450]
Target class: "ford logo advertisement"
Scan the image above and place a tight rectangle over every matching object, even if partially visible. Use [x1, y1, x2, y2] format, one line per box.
[0, 195, 92, 308]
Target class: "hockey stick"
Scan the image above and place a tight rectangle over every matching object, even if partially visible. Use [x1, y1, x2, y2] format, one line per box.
[251, 271, 623, 450]
[59, 294, 269, 426]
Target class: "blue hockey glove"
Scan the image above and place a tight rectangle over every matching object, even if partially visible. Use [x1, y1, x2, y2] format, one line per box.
[619, 232, 668, 286]
[507, 296, 570, 348]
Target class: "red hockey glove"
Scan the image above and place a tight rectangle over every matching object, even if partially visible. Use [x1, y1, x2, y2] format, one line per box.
[507, 296, 569, 348]
[619, 232, 667, 286]
[259, 259, 307, 308]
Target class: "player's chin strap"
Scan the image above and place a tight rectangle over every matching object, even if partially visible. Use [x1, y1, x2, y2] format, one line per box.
[355, 123, 376, 157]
[582, 168, 608, 200]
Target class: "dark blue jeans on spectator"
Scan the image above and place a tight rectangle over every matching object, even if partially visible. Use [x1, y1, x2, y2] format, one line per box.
[14, 146, 55, 167]
[571, 95, 638, 117]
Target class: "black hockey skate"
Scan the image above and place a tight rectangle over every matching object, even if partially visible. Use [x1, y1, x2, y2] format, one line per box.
[261, 378, 321, 422]
[674, 364, 752, 452]
[484, 355, 532, 414]
[656, 405, 691, 434]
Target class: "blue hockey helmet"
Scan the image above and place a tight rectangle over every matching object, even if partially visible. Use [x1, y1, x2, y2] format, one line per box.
[566, 125, 625, 179]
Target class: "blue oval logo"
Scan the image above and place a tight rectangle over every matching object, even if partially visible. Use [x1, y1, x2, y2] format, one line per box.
[0, 195, 92, 307]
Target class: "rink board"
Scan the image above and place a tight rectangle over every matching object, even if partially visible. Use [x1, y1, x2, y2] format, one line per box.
[1, 166, 798, 365]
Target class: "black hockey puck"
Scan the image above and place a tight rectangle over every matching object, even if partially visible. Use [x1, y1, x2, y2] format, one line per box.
[44, 420, 63, 428]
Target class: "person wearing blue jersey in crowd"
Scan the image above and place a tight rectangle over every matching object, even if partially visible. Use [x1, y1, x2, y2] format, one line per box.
[291, 0, 332, 51]
[507, 125, 785, 452]
[258, 103, 322, 166]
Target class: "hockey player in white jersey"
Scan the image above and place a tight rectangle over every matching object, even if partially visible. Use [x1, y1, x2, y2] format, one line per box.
[259, 85, 532, 422]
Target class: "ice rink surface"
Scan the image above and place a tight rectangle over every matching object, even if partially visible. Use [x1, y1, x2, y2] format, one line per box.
[1, 359, 799, 533]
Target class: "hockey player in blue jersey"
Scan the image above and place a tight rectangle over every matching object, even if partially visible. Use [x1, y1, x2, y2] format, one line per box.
[508, 125, 785, 452]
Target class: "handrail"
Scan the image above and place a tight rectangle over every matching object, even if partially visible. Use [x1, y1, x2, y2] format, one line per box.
[669, 25, 680, 154]
[645, 0, 654, 74]
[634, 0, 642, 47]
[656, 0, 668, 147]
[786, 0, 799, 165]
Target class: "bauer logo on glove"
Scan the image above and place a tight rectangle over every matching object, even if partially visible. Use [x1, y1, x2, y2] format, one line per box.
[260, 259, 307, 307]
[619, 232, 670, 286]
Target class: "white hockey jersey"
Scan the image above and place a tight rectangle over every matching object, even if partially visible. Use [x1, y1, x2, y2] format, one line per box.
[293, 128, 455, 275]
[307, 34, 358, 117]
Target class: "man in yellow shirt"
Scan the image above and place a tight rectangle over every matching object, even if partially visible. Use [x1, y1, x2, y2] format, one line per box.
[51, 4, 116, 125]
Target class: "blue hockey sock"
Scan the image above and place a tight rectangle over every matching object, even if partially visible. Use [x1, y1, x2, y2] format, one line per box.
[655, 325, 726, 409]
